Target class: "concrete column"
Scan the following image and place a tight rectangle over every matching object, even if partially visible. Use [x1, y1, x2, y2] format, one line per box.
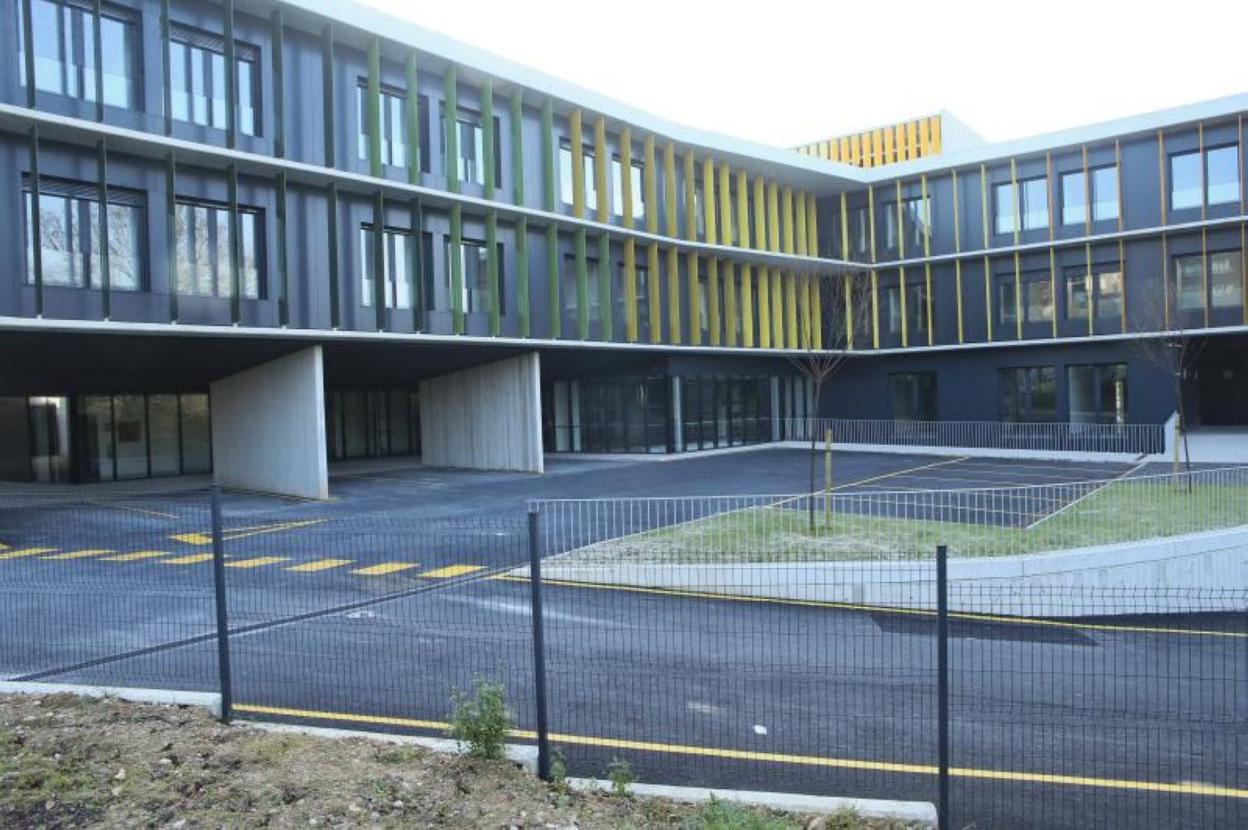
[210, 346, 329, 499]
[671, 375, 684, 453]
[419, 353, 544, 473]
[770, 376, 782, 442]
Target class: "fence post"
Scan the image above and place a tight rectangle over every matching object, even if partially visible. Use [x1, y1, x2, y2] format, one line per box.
[210, 485, 233, 722]
[527, 504, 552, 780]
[936, 543, 950, 829]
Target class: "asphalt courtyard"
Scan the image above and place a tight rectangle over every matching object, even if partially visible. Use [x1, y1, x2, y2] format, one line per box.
[1, 448, 1245, 829]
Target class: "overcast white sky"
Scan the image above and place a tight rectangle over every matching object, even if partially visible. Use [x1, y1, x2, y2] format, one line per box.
[358, 0, 1245, 149]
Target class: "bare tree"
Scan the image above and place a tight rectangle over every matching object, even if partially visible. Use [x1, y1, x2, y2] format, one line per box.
[789, 270, 874, 531]
[1125, 278, 1205, 482]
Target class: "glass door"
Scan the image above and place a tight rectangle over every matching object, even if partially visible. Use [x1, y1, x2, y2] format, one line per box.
[28, 396, 70, 483]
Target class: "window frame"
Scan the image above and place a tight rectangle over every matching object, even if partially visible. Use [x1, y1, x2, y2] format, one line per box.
[173, 197, 266, 300]
[17, 0, 142, 110]
[168, 22, 261, 136]
[22, 176, 147, 291]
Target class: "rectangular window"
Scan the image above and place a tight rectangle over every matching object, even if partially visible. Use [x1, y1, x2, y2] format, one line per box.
[1024, 276, 1053, 324]
[878, 200, 899, 252]
[1209, 250, 1243, 309]
[1174, 253, 1205, 312]
[1096, 267, 1123, 321]
[1068, 364, 1127, 425]
[443, 108, 501, 186]
[561, 255, 602, 324]
[885, 283, 902, 335]
[1060, 171, 1087, 226]
[559, 142, 597, 211]
[1064, 268, 1089, 320]
[1000, 366, 1057, 422]
[901, 195, 930, 251]
[1020, 177, 1049, 231]
[997, 278, 1017, 328]
[1170, 151, 1202, 211]
[17, 0, 139, 109]
[848, 206, 869, 259]
[889, 372, 937, 421]
[23, 180, 145, 290]
[1091, 165, 1119, 222]
[610, 157, 645, 220]
[174, 200, 263, 299]
[360, 226, 413, 309]
[356, 84, 409, 168]
[884, 281, 927, 336]
[169, 25, 260, 136]
[1206, 145, 1241, 206]
[993, 182, 1016, 235]
[444, 237, 502, 315]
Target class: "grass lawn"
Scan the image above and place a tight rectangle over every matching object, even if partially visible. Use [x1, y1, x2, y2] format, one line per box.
[562, 481, 1248, 563]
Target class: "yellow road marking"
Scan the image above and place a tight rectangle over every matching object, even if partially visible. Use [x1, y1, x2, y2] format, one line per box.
[171, 519, 324, 546]
[287, 559, 354, 573]
[161, 553, 215, 565]
[352, 562, 419, 576]
[224, 556, 291, 569]
[0, 547, 58, 560]
[420, 564, 485, 579]
[231, 703, 1248, 799]
[0, 542, 8, 550]
[493, 575, 1248, 640]
[42, 549, 114, 560]
[100, 550, 170, 562]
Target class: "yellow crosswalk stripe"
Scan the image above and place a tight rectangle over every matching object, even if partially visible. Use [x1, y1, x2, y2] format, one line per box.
[161, 553, 215, 565]
[287, 559, 354, 573]
[352, 562, 419, 576]
[420, 564, 485, 579]
[224, 556, 290, 569]
[0, 547, 57, 560]
[43, 549, 114, 560]
[100, 551, 170, 562]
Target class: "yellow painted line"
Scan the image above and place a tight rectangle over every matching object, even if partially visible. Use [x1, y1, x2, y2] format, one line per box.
[0, 547, 58, 560]
[231, 703, 1248, 799]
[100, 550, 171, 562]
[161, 553, 215, 565]
[0, 542, 8, 551]
[829, 455, 970, 493]
[420, 564, 485, 579]
[287, 558, 354, 573]
[171, 519, 324, 546]
[224, 556, 291, 569]
[42, 549, 113, 560]
[493, 575, 1248, 640]
[352, 562, 419, 576]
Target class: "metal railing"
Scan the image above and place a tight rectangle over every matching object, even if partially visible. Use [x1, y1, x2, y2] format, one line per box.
[2, 470, 1246, 829]
[532, 465, 1248, 564]
[782, 417, 1166, 455]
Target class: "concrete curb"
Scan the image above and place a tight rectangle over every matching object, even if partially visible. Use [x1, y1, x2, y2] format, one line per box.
[0, 681, 222, 717]
[567, 777, 937, 826]
[235, 720, 540, 775]
[774, 439, 1141, 463]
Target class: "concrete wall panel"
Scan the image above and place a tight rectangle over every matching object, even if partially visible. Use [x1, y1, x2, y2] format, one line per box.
[419, 352, 543, 472]
[210, 346, 329, 499]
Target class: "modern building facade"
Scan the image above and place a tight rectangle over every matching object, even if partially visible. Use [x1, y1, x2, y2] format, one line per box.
[0, 0, 1244, 495]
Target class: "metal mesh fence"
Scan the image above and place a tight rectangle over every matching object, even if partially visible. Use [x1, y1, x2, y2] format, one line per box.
[0, 487, 217, 691]
[1, 467, 1245, 829]
[783, 417, 1167, 455]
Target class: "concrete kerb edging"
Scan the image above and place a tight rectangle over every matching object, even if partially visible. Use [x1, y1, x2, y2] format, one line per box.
[774, 439, 1143, 463]
[567, 778, 937, 826]
[0, 681, 223, 717]
[525, 526, 1248, 617]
